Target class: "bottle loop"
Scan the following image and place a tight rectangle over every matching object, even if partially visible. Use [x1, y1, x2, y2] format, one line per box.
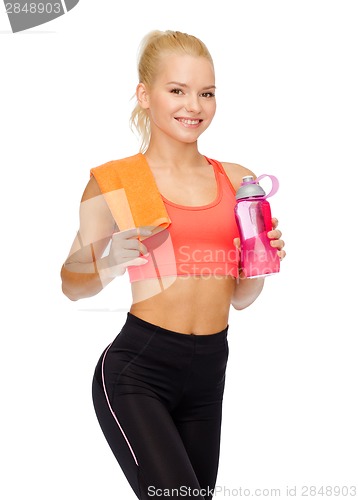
[255, 174, 279, 199]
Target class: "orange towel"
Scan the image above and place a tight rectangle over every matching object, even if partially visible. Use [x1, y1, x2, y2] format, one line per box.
[90, 153, 171, 234]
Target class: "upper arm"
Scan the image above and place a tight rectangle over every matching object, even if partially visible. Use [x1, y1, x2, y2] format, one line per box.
[65, 176, 116, 265]
[220, 162, 256, 193]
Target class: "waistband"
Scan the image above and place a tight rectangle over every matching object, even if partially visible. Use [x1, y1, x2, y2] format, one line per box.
[124, 312, 228, 346]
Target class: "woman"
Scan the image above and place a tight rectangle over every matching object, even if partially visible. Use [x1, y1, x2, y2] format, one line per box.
[61, 30, 285, 500]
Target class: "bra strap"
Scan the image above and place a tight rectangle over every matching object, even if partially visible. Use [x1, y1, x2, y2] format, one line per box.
[204, 156, 236, 195]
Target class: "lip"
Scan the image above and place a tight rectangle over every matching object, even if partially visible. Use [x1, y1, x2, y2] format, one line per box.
[174, 117, 203, 128]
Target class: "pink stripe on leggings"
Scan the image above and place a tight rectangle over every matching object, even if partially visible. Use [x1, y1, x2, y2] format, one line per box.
[101, 343, 139, 466]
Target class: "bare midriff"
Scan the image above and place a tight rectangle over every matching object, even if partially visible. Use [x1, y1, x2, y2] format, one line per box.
[130, 274, 237, 335]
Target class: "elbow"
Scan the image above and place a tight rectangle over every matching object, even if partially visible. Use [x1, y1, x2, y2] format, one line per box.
[60, 263, 103, 301]
[60, 264, 80, 301]
[231, 299, 251, 311]
[61, 282, 79, 301]
[231, 290, 264, 310]
[231, 276, 265, 310]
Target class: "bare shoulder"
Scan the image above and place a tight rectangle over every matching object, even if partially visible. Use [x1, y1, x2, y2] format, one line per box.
[79, 175, 116, 230]
[81, 175, 102, 202]
[220, 161, 256, 192]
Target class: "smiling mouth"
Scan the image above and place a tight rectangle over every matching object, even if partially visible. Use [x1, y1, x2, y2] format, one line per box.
[175, 118, 203, 126]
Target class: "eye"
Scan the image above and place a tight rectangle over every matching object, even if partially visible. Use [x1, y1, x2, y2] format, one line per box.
[201, 92, 215, 98]
[170, 88, 184, 95]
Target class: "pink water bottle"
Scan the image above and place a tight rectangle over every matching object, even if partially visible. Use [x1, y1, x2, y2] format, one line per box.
[234, 174, 280, 278]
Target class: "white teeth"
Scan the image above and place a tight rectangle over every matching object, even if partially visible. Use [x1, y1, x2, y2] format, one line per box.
[177, 118, 200, 125]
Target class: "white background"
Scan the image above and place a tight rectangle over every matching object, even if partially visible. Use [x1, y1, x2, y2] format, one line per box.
[1, 1, 357, 498]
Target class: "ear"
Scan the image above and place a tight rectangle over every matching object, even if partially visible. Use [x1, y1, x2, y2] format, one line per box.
[136, 83, 150, 110]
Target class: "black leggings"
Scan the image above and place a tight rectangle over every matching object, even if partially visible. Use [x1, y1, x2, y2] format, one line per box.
[92, 312, 229, 499]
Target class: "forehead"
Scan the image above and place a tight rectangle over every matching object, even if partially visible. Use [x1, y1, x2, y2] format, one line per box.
[155, 54, 215, 86]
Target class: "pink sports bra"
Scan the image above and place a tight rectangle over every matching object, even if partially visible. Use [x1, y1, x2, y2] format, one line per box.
[127, 158, 240, 282]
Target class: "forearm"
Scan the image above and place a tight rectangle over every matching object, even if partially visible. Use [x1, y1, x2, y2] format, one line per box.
[61, 255, 119, 301]
[231, 272, 265, 310]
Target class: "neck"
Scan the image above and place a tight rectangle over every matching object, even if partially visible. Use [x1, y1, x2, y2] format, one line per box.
[144, 138, 206, 170]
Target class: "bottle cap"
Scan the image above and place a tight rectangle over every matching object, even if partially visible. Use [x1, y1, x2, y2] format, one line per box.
[235, 176, 266, 200]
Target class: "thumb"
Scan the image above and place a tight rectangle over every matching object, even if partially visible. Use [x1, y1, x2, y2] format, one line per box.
[233, 237, 241, 248]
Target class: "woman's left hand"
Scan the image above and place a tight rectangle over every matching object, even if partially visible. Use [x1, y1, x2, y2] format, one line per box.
[268, 217, 286, 261]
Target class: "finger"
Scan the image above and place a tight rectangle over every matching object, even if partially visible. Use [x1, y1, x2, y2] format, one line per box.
[120, 238, 148, 254]
[139, 241, 149, 255]
[233, 237, 241, 248]
[123, 240, 150, 259]
[278, 249, 286, 261]
[272, 217, 279, 229]
[112, 227, 152, 240]
[136, 226, 154, 240]
[113, 227, 141, 239]
[270, 238, 285, 250]
[267, 229, 282, 240]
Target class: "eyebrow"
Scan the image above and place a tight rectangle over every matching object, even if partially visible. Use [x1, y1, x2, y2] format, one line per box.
[165, 81, 216, 90]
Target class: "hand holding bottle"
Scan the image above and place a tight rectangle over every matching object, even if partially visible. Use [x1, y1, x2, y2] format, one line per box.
[267, 218, 286, 261]
[233, 218, 285, 262]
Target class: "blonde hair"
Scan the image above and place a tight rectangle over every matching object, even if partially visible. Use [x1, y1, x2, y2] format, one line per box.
[130, 30, 214, 153]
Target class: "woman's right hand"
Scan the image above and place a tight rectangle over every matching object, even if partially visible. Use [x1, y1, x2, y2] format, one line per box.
[106, 227, 152, 277]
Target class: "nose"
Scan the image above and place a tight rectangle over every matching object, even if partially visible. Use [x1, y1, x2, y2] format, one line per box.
[184, 93, 202, 114]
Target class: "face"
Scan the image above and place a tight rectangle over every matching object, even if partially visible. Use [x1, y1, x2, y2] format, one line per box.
[137, 54, 216, 145]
